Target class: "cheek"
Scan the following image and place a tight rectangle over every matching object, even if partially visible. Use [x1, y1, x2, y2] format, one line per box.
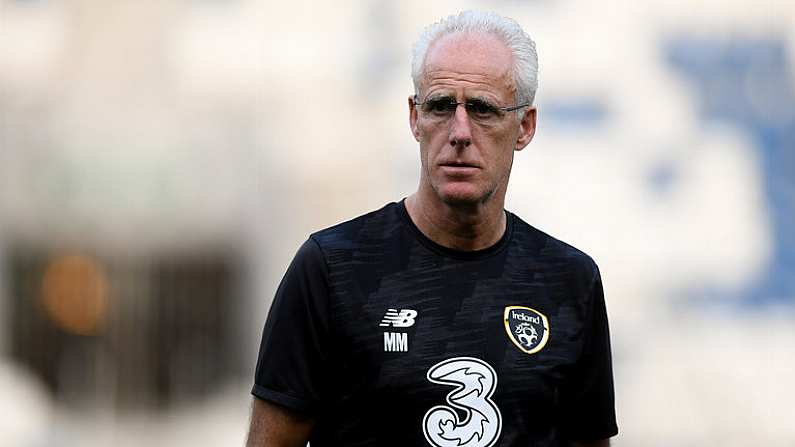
[417, 140, 434, 172]
[419, 124, 447, 154]
[488, 123, 520, 149]
[478, 130, 517, 173]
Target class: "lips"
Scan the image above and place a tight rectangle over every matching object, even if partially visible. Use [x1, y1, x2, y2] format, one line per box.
[439, 161, 480, 169]
[438, 162, 480, 176]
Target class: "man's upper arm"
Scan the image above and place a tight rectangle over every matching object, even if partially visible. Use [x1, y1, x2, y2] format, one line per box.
[248, 238, 329, 445]
[251, 237, 331, 413]
[246, 397, 314, 447]
[559, 265, 618, 441]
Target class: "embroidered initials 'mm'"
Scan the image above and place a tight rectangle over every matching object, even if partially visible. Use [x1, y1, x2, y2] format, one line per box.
[384, 332, 408, 352]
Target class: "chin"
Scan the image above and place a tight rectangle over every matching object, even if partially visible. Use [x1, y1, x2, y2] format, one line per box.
[434, 184, 493, 207]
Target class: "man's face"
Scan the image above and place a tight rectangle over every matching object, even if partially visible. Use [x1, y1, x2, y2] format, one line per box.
[409, 32, 536, 207]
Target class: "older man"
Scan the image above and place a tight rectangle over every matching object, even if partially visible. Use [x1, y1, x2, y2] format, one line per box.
[247, 11, 617, 447]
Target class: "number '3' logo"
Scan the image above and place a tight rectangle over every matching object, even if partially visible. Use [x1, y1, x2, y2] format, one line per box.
[422, 357, 502, 447]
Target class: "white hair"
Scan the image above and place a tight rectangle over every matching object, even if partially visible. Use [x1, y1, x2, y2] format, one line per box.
[411, 10, 539, 106]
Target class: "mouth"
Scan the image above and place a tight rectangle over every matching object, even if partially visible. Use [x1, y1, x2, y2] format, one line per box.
[438, 162, 480, 176]
[439, 161, 480, 169]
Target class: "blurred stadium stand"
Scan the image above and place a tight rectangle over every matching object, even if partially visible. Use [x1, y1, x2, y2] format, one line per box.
[7, 250, 243, 409]
[666, 37, 795, 305]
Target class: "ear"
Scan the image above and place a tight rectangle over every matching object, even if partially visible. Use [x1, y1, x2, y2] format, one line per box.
[408, 95, 420, 142]
[514, 106, 537, 151]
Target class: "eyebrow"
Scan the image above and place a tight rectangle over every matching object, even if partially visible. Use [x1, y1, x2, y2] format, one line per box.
[422, 93, 499, 105]
[465, 96, 498, 106]
[423, 93, 456, 102]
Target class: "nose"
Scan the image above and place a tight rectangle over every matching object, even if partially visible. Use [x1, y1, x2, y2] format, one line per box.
[448, 103, 472, 148]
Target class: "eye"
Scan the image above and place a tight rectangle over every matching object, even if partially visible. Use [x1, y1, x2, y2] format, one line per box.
[423, 98, 457, 115]
[466, 99, 500, 120]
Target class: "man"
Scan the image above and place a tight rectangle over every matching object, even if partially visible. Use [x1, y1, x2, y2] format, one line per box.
[247, 10, 617, 447]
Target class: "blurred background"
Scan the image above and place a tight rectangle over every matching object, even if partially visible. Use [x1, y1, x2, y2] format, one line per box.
[1, 0, 794, 445]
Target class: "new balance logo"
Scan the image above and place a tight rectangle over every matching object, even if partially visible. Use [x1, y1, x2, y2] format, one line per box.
[384, 332, 408, 352]
[379, 308, 417, 328]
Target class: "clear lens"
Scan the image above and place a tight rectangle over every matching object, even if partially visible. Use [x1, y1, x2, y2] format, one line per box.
[465, 99, 501, 120]
[418, 96, 506, 124]
[422, 97, 457, 115]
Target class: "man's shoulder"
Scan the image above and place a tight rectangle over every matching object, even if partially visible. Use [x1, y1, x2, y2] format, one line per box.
[309, 201, 403, 251]
[509, 212, 599, 275]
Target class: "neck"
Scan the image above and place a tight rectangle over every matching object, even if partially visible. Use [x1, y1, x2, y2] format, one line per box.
[405, 189, 507, 252]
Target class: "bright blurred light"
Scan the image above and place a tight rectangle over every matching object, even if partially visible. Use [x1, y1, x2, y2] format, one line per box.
[40, 254, 109, 336]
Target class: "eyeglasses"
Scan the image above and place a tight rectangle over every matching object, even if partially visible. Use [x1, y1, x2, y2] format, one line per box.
[413, 94, 531, 125]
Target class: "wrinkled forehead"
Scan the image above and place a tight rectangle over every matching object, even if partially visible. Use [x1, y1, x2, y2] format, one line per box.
[420, 32, 515, 96]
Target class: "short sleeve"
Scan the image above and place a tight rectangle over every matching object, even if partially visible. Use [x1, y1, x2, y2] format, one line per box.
[559, 267, 619, 441]
[251, 237, 331, 414]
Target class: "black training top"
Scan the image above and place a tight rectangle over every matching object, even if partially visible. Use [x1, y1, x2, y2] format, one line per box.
[252, 200, 617, 446]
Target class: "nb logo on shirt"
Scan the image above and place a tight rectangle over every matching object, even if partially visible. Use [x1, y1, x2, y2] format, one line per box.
[379, 308, 417, 327]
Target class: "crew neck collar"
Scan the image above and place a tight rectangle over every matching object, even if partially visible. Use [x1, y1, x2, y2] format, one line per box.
[397, 198, 513, 260]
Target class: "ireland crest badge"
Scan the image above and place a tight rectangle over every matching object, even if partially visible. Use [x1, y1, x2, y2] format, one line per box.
[503, 306, 550, 355]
